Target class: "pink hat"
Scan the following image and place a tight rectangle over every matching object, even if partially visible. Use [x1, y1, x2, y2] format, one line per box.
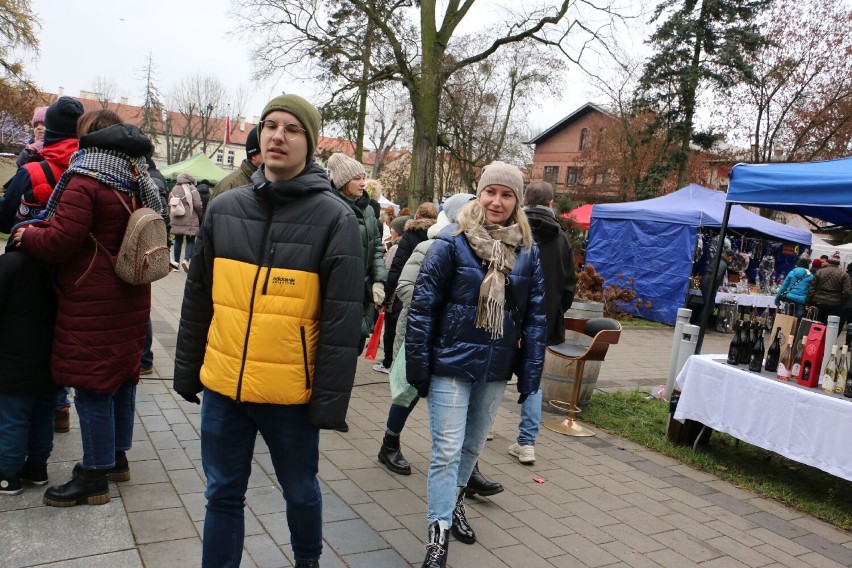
[31, 106, 47, 127]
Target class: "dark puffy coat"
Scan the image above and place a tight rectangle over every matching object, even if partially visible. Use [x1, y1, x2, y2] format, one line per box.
[525, 207, 576, 346]
[0, 251, 58, 395]
[335, 189, 387, 337]
[808, 264, 852, 306]
[405, 226, 547, 397]
[174, 161, 364, 429]
[210, 159, 256, 201]
[19, 155, 151, 395]
[383, 217, 435, 307]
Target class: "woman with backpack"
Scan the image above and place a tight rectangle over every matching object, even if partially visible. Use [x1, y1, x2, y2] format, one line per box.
[11, 109, 164, 507]
[169, 172, 203, 272]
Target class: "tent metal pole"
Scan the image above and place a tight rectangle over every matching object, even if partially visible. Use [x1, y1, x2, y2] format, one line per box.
[695, 202, 733, 354]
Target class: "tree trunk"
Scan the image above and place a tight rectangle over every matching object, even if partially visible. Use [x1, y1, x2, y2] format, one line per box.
[676, 0, 708, 188]
[355, 20, 373, 162]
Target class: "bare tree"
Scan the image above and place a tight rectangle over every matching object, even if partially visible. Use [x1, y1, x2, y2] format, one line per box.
[164, 75, 229, 164]
[89, 76, 119, 109]
[366, 90, 410, 178]
[0, 0, 39, 85]
[136, 54, 164, 149]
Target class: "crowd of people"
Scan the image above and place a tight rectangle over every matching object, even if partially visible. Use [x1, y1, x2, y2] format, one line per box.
[0, 93, 580, 568]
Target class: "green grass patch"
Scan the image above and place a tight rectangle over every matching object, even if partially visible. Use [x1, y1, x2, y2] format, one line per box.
[581, 389, 852, 530]
[617, 317, 668, 328]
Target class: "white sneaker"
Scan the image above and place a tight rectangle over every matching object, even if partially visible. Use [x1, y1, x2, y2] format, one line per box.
[508, 442, 535, 464]
[486, 431, 494, 441]
[181, 259, 190, 272]
[372, 363, 390, 374]
[170, 260, 180, 270]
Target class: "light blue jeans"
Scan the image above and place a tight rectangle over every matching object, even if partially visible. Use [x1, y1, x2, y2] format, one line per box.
[427, 376, 506, 526]
[517, 388, 542, 446]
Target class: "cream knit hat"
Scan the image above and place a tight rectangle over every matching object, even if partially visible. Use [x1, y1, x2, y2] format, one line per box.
[476, 161, 524, 203]
[327, 153, 366, 191]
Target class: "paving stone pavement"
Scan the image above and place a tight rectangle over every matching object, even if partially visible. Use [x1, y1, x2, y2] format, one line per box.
[2, 272, 850, 568]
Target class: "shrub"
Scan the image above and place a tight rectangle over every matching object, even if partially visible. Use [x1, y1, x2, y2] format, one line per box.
[575, 263, 651, 320]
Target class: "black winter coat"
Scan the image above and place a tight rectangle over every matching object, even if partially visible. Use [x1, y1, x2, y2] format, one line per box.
[383, 218, 435, 308]
[525, 207, 576, 345]
[0, 251, 58, 395]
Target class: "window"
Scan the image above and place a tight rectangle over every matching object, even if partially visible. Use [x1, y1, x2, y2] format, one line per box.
[566, 167, 583, 186]
[597, 128, 607, 149]
[544, 166, 559, 184]
[216, 150, 223, 163]
[227, 150, 235, 165]
[579, 128, 590, 150]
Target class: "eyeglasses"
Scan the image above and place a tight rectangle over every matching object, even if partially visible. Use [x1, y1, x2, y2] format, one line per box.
[261, 120, 306, 140]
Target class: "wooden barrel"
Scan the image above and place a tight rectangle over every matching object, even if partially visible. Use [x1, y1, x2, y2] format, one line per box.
[541, 346, 602, 413]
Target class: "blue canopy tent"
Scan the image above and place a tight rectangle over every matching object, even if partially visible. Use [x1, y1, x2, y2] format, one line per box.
[695, 156, 852, 351]
[585, 184, 811, 325]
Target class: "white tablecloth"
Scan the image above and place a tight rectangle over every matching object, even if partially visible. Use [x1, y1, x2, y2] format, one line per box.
[674, 354, 852, 482]
[713, 292, 776, 308]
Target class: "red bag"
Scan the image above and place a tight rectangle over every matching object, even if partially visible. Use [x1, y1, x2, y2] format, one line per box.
[364, 312, 385, 360]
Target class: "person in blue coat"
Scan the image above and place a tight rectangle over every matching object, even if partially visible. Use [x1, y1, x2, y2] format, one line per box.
[406, 161, 546, 568]
[775, 258, 813, 317]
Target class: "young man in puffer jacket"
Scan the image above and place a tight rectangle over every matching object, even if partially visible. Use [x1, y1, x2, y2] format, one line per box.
[173, 94, 364, 568]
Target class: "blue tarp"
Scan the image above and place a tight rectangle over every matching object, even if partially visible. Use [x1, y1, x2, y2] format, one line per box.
[585, 185, 812, 325]
[727, 157, 852, 227]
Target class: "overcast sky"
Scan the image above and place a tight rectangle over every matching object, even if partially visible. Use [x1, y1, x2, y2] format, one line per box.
[27, 0, 649, 139]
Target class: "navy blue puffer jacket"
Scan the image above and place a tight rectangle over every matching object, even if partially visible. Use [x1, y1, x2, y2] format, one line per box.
[405, 225, 547, 397]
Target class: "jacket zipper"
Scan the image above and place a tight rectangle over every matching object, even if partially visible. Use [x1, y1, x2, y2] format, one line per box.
[300, 326, 310, 390]
[261, 243, 275, 295]
[235, 209, 274, 402]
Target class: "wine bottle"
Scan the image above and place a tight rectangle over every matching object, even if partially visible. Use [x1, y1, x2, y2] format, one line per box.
[738, 319, 753, 365]
[791, 337, 807, 379]
[844, 353, 852, 397]
[748, 324, 765, 373]
[836, 345, 848, 394]
[727, 318, 741, 365]
[821, 345, 837, 392]
[764, 328, 782, 373]
[777, 335, 794, 381]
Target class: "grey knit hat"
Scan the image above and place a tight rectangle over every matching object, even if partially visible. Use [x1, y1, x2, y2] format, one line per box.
[327, 153, 365, 190]
[476, 161, 525, 203]
[442, 193, 474, 223]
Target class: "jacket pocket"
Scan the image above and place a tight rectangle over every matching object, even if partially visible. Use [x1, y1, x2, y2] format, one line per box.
[300, 326, 310, 391]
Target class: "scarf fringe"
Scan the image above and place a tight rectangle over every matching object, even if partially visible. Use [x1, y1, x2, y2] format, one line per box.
[476, 294, 504, 340]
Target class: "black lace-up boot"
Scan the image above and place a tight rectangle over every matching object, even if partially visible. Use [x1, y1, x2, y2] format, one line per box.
[451, 491, 476, 544]
[421, 520, 449, 568]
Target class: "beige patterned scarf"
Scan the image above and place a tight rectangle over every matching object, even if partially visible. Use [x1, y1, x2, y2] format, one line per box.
[464, 222, 523, 339]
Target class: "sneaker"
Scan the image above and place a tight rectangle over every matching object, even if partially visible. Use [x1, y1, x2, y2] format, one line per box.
[0, 477, 22, 495]
[169, 260, 180, 270]
[486, 431, 494, 441]
[508, 442, 535, 464]
[372, 363, 390, 374]
[181, 259, 190, 272]
[21, 462, 48, 485]
[139, 367, 153, 376]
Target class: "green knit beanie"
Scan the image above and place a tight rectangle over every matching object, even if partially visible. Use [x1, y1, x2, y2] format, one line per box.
[260, 94, 321, 158]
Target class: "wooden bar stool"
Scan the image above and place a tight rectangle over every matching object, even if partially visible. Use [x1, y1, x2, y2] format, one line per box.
[543, 317, 622, 437]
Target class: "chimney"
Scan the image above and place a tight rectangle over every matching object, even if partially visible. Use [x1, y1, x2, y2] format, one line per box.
[58, 86, 64, 96]
[252, 116, 260, 126]
[79, 90, 98, 101]
[120, 97, 129, 106]
[239, 116, 246, 132]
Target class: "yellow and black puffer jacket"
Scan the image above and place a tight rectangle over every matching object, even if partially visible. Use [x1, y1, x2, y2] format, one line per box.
[174, 162, 364, 429]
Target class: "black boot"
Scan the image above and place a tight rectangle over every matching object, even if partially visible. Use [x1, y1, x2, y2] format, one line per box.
[378, 433, 411, 475]
[451, 491, 476, 544]
[421, 520, 449, 568]
[43, 467, 110, 507]
[464, 462, 504, 497]
[73, 451, 130, 482]
[294, 560, 320, 567]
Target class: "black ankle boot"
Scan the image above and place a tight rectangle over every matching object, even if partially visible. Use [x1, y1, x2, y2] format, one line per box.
[421, 520, 449, 568]
[464, 462, 504, 497]
[43, 467, 109, 507]
[294, 560, 319, 567]
[378, 433, 411, 475]
[451, 492, 476, 544]
[72, 451, 131, 482]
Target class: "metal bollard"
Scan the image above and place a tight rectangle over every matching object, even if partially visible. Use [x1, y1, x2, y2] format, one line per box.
[675, 324, 700, 379]
[822, 315, 840, 376]
[664, 308, 692, 399]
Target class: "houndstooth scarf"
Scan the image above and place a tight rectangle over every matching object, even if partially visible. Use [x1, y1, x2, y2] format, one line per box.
[13, 147, 164, 232]
[464, 222, 523, 339]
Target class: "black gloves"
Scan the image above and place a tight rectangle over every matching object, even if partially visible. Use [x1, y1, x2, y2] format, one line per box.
[176, 390, 200, 405]
[517, 393, 528, 404]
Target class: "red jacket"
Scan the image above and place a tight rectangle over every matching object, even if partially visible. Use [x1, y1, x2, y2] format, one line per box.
[20, 175, 150, 395]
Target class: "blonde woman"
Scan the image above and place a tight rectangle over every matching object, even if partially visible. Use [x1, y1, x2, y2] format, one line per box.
[405, 162, 546, 567]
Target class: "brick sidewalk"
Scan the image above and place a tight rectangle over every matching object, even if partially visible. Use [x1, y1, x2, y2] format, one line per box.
[1, 272, 849, 568]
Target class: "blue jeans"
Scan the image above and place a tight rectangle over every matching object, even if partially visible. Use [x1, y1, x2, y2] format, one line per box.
[55, 387, 71, 410]
[0, 391, 55, 477]
[141, 319, 154, 369]
[74, 378, 136, 469]
[173, 234, 195, 263]
[518, 388, 542, 446]
[200, 388, 322, 566]
[427, 376, 506, 526]
[386, 396, 419, 436]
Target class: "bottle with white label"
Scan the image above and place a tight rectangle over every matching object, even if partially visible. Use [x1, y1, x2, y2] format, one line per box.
[822, 345, 837, 392]
[777, 335, 794, 381]
[836, 345, 848, 394]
